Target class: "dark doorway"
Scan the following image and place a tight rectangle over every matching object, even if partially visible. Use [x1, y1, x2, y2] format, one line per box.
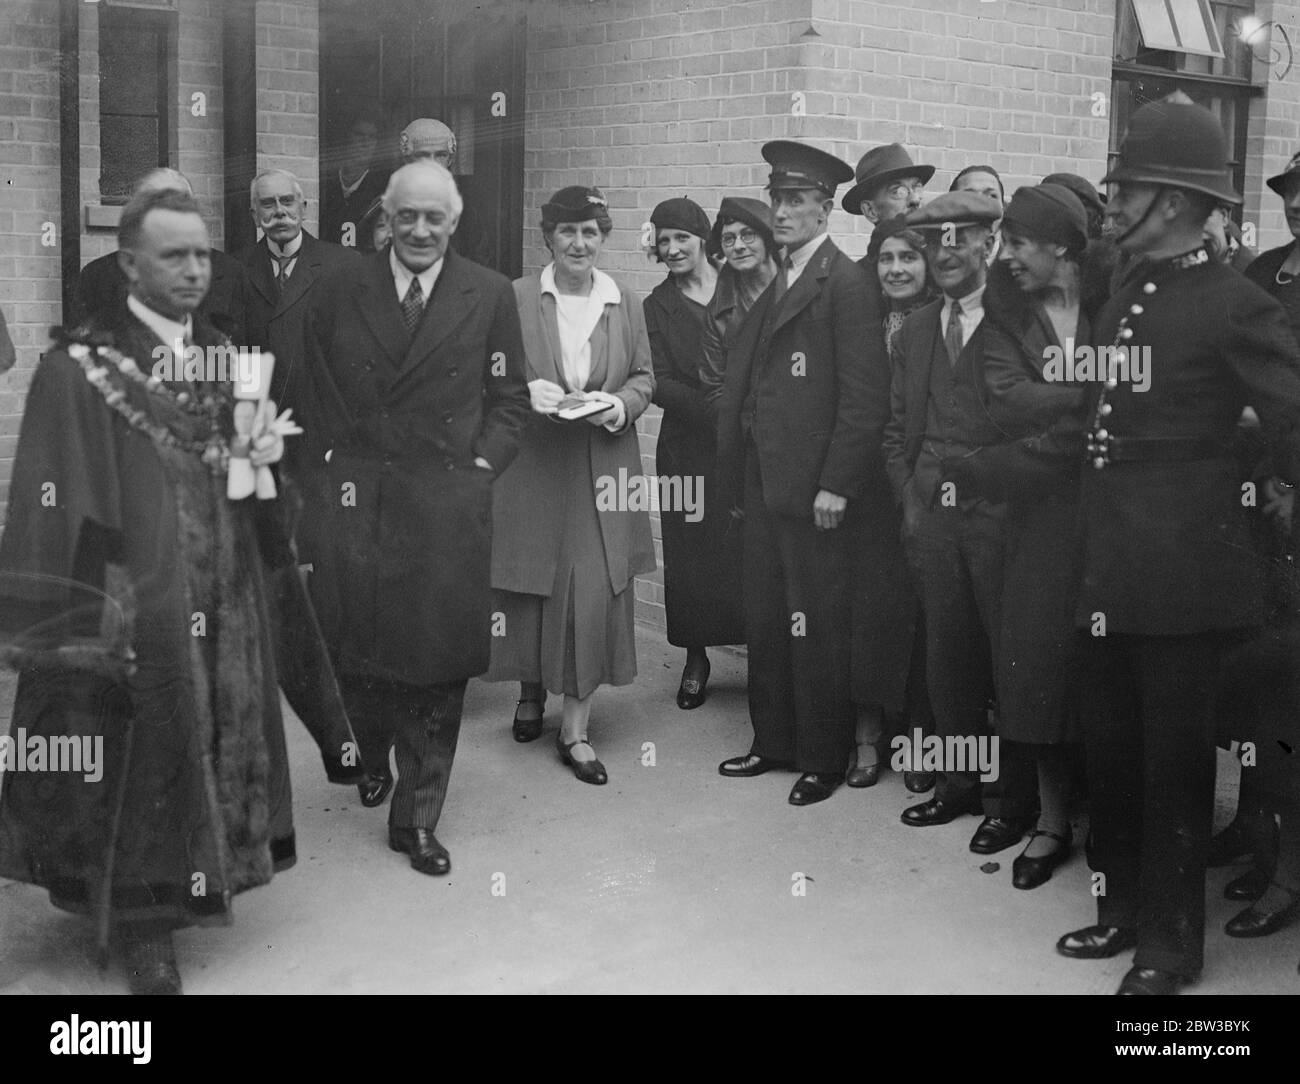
[318, 0, 526, 278]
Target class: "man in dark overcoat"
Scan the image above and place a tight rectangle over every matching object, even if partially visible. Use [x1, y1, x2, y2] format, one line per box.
[715, 141, 887, 806]
[72, 168, 249, 344]
[299, 160, 529, 875]
[235, 167, 368, 796]
[882, 191, 1036, 854]
[1055, 98, 1300, 995]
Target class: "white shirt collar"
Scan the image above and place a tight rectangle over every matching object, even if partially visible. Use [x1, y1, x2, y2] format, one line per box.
[539, 262, 621, 305]
[784, 230, 826, 269]
[943, 282, 986, 315]
[127, 293, 192, 351]
[391, 247, 444, 303]
[267, 231, 303, 259]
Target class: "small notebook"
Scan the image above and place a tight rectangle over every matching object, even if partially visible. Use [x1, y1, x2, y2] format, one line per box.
[556, 395, 614, 421]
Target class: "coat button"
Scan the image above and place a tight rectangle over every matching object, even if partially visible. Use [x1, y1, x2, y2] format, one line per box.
[1100, 403, 1113, 416]
[444, 460, 455, 470]
[381, 409, 389, 418]
[447, 367, 459, 378]
[442, 411, 453, 423]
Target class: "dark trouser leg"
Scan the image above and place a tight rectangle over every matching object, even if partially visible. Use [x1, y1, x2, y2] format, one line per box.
[1131, 634, 1222, 976]
[1079, 631, 1142, 932]
[390, 679, 468, 831]
[770, 511, 854, 774]
[339, 673, 395, 784]
[742, 446, 796, 763]
[911, 506, 995, 804]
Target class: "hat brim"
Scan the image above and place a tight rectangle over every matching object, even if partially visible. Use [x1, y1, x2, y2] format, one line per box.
[841, 164, 937, 216]
[1099, 166, 1242, 206]
[1267, 171, 1300, 197]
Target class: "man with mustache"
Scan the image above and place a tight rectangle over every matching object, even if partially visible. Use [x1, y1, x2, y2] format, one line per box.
[883, 190, 1037, 852]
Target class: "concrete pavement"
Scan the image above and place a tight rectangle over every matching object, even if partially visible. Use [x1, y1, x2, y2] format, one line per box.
[1, 626, 1296, 994]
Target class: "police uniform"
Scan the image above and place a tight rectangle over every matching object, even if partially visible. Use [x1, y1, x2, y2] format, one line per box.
[1059, 98, 1300, 993]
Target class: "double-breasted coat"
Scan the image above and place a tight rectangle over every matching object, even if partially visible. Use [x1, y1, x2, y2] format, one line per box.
[644, 274, 745, 647]
[298, 246, 530, 686]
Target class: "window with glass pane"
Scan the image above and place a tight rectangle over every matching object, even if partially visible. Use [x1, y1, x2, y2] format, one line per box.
[98, 6, 174, 204]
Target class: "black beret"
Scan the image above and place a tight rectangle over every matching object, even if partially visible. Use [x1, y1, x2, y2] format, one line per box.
[650, 197, 711, 240]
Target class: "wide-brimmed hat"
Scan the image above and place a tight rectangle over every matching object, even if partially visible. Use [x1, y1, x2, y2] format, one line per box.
[1266, 150, 1300, 197]
[1101, 98, 1241, 205]
[762, 140, 854, 197]
[842, 144, 935, 215]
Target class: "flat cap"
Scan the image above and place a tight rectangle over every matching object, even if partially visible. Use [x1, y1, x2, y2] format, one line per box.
[904, 190, 1002, 231]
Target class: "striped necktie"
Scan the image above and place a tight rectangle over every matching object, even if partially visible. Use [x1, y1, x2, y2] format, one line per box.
[271, 251, 294, 295]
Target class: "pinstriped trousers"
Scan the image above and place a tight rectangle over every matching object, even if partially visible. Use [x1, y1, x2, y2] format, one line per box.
[339, 674, 468, 830]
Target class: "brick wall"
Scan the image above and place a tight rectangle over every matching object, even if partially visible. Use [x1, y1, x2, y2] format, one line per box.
[524, 0, 1118, 628]
[255, 0, 320, 235]
[0, 2, 62, 521]
[1246, 0, 1300, 254]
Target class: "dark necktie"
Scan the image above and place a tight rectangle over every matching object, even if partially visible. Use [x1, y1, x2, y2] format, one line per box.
[272, 252, 294, 295]
[400, 276, 425, 336]
[772, 255, 793, 302]
[944, 298, 964, 365]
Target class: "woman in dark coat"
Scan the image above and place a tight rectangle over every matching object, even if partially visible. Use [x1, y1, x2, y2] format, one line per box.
[979, 184, 1110, 889]
[698, 197, 779, 414]
[486, 186, 656, 784]
[644, 198, 745, 708]
[847, 217, 937, 788]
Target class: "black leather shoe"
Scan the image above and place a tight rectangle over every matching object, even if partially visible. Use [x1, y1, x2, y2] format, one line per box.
[1224, 891, 1300, 938]
[970, 815, 1034, 855]
[1011, 828, 1072, 890]
[388, 827, 451, 876]
[1207, 812, 1277, 867]
[357, 771, 394, 808]
[904, 770, 936, 793]
[676, 658, 710, 710]
[512, 698, 544, 743]
[846, 743, 880, 788]
[1056, 925, 1137, 959]
[1117, 966, 1193, 995]
[718, 752, 788, 777]
[788, 772, 844, 806]
[123, 931, 182, 995]
[1225, 865, 1272, 901]
[900, 793, 981, 827]
[556, 735, 607, 785]
[846, 763, 880, 788]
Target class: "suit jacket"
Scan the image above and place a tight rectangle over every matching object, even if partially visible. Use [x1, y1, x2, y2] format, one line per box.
[298, 246, 530, 684]
[72, 248, 250, 345]
[1077, 258, 1300, 634]
[234, 231, 360, 414]
[882, 295, 996, 503]
[490, 271, 657, 596]
[717, 235, 887, 518]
